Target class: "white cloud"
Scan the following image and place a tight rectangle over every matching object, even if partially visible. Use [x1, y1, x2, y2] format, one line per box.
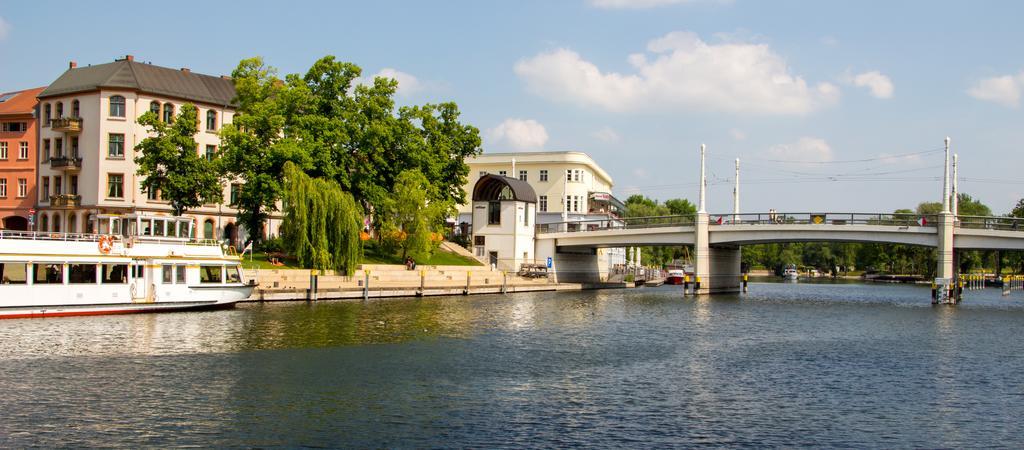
[850, 70, 894, 99]
[967, 72, 1024, 108]
[729, 128, 746, 141]
[489, 119, 549, 150]
[588, 0, 724, 8]
[767, 137, 833, 162]
[514, 31, 839, 115]
[593, 127, 621, 143]
[0, 16, 10, 41]
[372, 68, 422, 95]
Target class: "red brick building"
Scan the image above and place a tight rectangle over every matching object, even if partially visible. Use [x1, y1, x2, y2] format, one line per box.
[0, 87, 45, 230]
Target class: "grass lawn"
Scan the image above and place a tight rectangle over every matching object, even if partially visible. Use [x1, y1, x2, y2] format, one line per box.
[242, 244, 482, 270]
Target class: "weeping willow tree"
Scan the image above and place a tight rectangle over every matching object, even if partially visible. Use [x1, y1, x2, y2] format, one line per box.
[281, 162, 363, 274]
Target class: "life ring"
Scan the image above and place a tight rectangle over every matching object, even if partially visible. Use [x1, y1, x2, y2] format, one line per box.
[98, 235, 114, 254]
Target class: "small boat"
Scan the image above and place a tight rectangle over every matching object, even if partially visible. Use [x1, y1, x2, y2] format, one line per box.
[666, 269, 687, 285]
[782, 265, 799, 281]
[0, 213, 254, 319]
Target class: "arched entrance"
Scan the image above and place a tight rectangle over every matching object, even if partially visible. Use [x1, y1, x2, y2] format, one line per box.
[224, 223, 238, 248]
[3, 216, 28, 231]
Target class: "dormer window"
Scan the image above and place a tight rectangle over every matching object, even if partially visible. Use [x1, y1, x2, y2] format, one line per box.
[109, 95, 126, 117]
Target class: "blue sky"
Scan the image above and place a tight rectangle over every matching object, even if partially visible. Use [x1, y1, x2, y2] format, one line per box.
[2, 0, 1023, 214]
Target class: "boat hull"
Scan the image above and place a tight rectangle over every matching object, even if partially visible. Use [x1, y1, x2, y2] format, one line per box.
[0, 285, 254, 319]
[666, 276, 686, 285]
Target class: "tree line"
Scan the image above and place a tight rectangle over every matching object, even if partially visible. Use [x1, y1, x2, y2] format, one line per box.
[133, 56, 482, 274]
[625, 193, 1024, 276]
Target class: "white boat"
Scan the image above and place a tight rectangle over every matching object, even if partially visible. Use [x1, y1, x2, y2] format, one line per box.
[0, 213, 254, 319]
[782, 265, 799, 281]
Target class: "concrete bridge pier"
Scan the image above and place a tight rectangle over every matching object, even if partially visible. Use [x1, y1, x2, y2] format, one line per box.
[692, 212, 742, 295]
[935, 211, 957, 303]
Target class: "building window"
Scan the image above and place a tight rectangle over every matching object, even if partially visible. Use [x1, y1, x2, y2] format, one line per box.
[54, 176, 62, 195]
[70, 137, 78, 158]
[0, 122, 27, 132]
[55, 102, 63, 118]
[109, 95, 126, 117]
[524, 206, 529, 226]
[0, 142, 6, 159]
[54, 138, 63, 157]
[205, 145, 216, 161]
[147, 188, 159, 201]
[17, 179, 26, 198]
[69, 175, 78, 195]
[488, 201, 501, 225]
[40, 177, 49, 201]
[204, 219, 215, 239]
[540, 169, 548, 182]
[72, 99, 80, 117]
[42, 139, 50, 161]
[19, 141, 28, 159]
[0, 178, 7, 198]
[107, 174, 124, 198]
[150, 101, 160, 117]
[518, 170, 527, 181]
[498, 170, 507, 177]
[163, 103, 175, 123]
[539, 195, 548, 212]
[206, 110, 217, 130]
[230, 183, 241, 206]
[43, 104, 51, 124]
[108, 133, 125, 158]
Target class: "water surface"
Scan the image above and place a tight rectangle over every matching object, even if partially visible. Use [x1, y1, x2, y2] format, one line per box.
[2, 281, 1023, 447]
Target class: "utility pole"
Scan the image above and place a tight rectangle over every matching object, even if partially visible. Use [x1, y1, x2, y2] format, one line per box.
[733, 158, 740, 222]
[942, 137, 951, 213]
[698, 144, 706, 213]
[951, 153, 959, 216]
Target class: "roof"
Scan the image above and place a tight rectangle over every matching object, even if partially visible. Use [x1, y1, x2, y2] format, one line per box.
[38, 58, 236, 107]
[468, 151, 614, 186]
[472, 174, 537, 203]
[0, 87, 46, 116]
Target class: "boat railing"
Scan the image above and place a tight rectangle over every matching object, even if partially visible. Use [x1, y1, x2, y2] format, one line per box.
[0, 230, 224, 247]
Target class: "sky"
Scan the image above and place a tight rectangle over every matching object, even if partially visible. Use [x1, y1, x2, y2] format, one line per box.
[1, 0, 1023, 215]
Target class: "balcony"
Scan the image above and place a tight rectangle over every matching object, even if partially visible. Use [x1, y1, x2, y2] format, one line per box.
[50, 117, 83, 133]
[50, 156, 82, 170]
[50, 194, 81, 208]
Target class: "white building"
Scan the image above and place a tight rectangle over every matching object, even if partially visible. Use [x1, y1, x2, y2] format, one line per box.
[459, 151, 626, 274]
[470, 174, 536, 269]
[35, 56, 273, 245]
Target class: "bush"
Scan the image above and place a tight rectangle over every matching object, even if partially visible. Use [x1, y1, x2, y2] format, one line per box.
[258, 236, 286, 253]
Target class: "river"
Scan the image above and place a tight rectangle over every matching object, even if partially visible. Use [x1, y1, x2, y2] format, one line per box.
[2, 280, 1023, 447]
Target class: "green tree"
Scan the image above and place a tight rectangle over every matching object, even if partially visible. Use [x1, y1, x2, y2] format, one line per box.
[380, 170, 450, 261]
[135, 103, 223, 215]
[280, 162, 363, 274]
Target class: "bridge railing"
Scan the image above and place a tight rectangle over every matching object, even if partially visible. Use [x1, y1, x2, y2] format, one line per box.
[715, 212, 938, 227]
[536, 214, 696, 234]
[957, 215, 1024, 231]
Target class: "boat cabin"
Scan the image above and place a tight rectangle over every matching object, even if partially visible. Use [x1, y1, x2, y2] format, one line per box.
[91, 214, 196, 240]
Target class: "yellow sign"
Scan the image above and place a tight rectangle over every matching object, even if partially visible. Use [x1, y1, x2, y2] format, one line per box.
[811, 214, 826, 224]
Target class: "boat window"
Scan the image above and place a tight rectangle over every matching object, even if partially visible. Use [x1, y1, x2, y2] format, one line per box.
[68, 263, 98, 284]
[0, 262, 28, 284]
[101, 264, 128, 284]
[33, 263, 63, 284]
[226, 265, 241, 283]
[200, 265, 222, 283]
[132, 264, 145, 279]
[176, 265, 186, 284]
[162, 264, 173, 284]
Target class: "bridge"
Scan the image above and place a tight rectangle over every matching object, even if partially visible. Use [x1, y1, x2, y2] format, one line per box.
[531, 140, 1024, 303]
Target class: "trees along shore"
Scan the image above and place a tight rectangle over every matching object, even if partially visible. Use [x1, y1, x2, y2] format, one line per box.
[134, 55, 482, 271]
[621, 193, 1024, 277]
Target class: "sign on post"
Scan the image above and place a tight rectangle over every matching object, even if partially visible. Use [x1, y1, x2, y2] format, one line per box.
[546, 257, 553, 268]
